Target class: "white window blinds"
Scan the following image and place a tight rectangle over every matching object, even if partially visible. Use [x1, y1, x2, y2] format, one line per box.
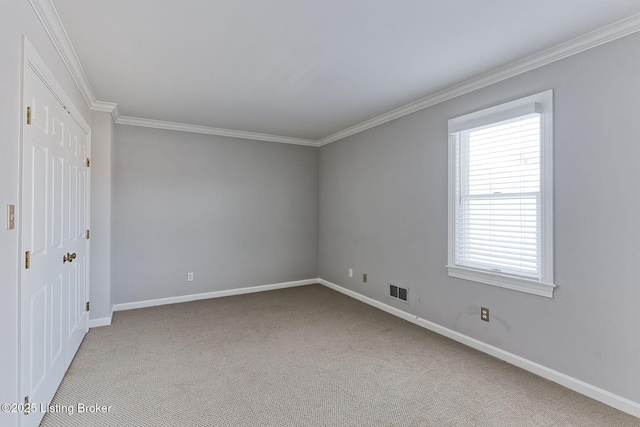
[454, 113, 541, 280]
[447, 90, 555, 297]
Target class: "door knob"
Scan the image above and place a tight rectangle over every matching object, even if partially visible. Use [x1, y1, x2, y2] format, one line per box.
[63, 252, 77, 263]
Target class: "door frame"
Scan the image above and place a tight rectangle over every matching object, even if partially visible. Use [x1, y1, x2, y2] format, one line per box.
[18, 36, 91, 424]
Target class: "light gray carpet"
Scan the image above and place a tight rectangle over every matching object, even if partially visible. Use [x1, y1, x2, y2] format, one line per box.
[41, 284, 640, 426]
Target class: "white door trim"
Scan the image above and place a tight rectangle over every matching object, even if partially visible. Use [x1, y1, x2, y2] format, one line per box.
[22, 37, 91, 134]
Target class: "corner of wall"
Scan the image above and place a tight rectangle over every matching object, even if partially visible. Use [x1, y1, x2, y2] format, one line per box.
[89, 110, 112, 320]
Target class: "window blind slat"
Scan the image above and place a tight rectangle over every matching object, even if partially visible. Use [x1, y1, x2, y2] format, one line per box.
[458, 247, 538, 261]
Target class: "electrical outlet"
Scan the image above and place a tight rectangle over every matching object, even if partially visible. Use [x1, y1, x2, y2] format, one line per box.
[363, 273, 367, 283]
[349, 268, 353, 278]
[481, 307, 489, 322]
[187, 272, 194, 282]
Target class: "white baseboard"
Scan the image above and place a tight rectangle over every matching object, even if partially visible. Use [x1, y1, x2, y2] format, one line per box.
[112, 279, 318, 312]
[318, 278, 640, 419]
[89, 307, 113, 328]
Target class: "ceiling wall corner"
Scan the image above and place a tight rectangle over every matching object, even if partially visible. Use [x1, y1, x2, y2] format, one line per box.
[28, 0, 114, 113]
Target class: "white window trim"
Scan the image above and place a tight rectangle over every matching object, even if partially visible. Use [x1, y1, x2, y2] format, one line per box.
[446, 90, 556, 298]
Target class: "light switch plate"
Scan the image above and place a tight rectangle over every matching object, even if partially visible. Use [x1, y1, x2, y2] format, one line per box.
[7, 205, 15, 230]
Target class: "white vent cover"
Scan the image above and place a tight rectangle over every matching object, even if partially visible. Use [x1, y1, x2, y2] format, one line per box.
[389, 283, 409, 303]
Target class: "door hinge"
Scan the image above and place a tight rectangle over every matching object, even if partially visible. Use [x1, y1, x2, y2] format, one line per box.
[26, 106, 32, 125]
[86, 158, 90, 167]
[25, 251, 31, 269]
[24, 395, 29, 415]
[86, 229, 90, 239]
[86, 301, 90, 312]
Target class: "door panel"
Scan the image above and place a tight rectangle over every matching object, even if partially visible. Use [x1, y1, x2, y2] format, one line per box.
[67, 264, 78, 337]
[50, 154, 64, 249]
[69, 132, 78, 156]
[52, 114, 64, 147]
[31, 96, 48, 134]
[30, 143, 48, 256]
[29, 286, 47, 392]
[79, 169, 86, 238]
[67, 163, 77, 241]
[50, 274, 64, 365]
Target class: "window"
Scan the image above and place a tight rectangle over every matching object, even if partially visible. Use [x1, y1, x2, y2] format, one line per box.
[447, 90, 555, 298]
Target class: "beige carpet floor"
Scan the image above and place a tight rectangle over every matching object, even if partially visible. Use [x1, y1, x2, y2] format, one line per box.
[41, 284, 640, 427]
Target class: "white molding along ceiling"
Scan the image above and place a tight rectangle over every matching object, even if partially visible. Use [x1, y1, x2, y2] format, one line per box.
[115, 116, 318, 146]
[317, 12, 640, 146]
[33, 0, 640, 147]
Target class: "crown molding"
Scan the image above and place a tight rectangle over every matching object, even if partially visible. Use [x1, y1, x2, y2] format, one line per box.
[91, 100, 118, 113]
[114, 116, 319, 146]
[110, 104, 121, 124]
[317, 12, 640, 146]
[28, 0, 316, 146]
[28, 0, 116, 113]
[31, 0, 640, 147]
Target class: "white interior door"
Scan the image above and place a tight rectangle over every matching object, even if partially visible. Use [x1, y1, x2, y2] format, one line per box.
[21, 61, 90, 427]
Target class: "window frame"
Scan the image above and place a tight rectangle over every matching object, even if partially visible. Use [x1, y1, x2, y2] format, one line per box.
[446, 90, 556, 298]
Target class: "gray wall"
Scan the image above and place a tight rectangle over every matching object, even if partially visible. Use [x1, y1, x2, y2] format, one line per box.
[89, 111, 113, 321]
[319, 32, 640, 403]
[0, 1, 92, 425]
[112, 126, 318, 304]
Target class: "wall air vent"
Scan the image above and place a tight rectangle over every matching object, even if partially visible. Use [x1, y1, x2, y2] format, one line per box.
[389, 283, 409, 303]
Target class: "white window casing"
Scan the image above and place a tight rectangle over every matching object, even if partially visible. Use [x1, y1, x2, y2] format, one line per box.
[446, 90, 555, 298]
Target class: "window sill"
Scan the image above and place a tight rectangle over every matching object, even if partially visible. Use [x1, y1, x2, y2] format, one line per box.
[446, 265, 556, 298]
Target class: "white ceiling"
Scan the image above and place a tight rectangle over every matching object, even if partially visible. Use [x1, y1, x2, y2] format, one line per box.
[51, 0, 640, 141]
